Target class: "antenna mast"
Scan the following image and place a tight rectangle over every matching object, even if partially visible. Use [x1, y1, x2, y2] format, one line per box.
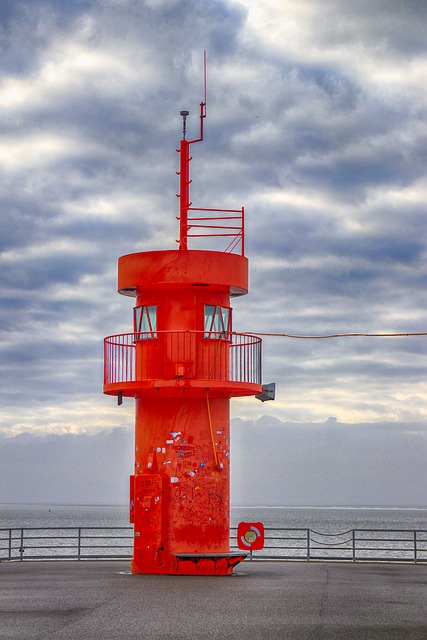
[178, 51, 207, 250]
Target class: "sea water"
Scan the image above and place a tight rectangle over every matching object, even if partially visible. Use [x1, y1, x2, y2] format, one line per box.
[1, 504, 426, 532]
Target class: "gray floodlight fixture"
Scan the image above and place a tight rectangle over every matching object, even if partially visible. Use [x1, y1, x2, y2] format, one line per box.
[255, 383, 276, 402]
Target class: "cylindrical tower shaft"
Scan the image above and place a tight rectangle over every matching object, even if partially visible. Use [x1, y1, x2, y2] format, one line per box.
[132, 394, 230, 574]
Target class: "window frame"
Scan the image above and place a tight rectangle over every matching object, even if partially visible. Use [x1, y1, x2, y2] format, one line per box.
[133, 305, 157, 339]
[204, 304, 232, 340]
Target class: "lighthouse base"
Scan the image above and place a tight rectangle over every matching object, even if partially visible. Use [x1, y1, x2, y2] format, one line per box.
[174, 552, 247, 576]
[131, 553, 247, 576]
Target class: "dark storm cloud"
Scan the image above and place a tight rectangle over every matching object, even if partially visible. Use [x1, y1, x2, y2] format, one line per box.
[0, 0, 93, 74]
[228, 77, 424, 202]
[316, 0, 427, 56]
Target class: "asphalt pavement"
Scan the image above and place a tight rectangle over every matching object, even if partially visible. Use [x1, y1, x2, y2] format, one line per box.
[0, 560, 426, 639]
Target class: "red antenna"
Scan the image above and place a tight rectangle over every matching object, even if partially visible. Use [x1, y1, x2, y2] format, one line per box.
[177, 51, 207, 250]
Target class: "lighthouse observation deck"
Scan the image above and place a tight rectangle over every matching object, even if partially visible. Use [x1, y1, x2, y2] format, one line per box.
[103, 330, 262, 398]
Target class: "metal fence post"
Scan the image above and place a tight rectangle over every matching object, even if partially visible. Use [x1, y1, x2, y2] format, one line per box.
[19, 528, 24, 561]
[414, 530, 417, 564]
[8, 529, 12, 560]
[352, 530, 356, 562]
[307, 529, 310, 561]
[77, 528, 82, 560]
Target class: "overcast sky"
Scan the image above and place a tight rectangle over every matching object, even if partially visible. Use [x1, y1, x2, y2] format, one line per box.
[1, 417, 426, 507]
[0, 0, 426, 505]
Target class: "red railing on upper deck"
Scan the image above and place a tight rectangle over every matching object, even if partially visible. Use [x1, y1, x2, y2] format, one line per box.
[103, 330, 261, 387]
[180, 207, 244, 255]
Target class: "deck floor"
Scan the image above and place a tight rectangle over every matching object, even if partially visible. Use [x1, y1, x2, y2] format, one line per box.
[1, 560, 426, 639]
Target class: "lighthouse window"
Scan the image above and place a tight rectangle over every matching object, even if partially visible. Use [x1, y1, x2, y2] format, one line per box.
[204, 305, 231, 339]
[134, 305, 157, 339]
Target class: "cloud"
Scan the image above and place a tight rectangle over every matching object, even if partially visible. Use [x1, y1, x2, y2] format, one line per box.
[231, 416, 427, 507]
[0, 428, 134, 505]
[1, 418, 425, 507]
[0, 0, 426, 443]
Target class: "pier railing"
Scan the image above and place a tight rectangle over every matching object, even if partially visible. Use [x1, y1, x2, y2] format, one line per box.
[231, 527, 427, 563]
[1, 527, 426, 563]
[0, 527, 133, 562]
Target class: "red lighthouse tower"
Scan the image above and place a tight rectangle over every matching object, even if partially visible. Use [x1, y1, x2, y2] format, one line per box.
[103, 63, 270, 575]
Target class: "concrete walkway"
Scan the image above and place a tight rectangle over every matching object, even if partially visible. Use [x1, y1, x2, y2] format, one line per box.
[0, 560, 426, 639]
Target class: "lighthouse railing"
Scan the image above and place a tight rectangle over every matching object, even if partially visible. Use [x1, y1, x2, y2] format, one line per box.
[181, 207, 244, 255]
[103, 331, 261, 386]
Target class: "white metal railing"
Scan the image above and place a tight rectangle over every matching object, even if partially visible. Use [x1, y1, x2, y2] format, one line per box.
[231, 528, 427, 563]
[0, 527, 133, 561]
[1, 527, 426, 563]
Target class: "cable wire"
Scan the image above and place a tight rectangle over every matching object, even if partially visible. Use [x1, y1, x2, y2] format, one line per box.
[239, 331, 427, 339]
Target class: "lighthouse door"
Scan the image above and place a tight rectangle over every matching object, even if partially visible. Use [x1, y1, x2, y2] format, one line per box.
[133, 474, 164, 568]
